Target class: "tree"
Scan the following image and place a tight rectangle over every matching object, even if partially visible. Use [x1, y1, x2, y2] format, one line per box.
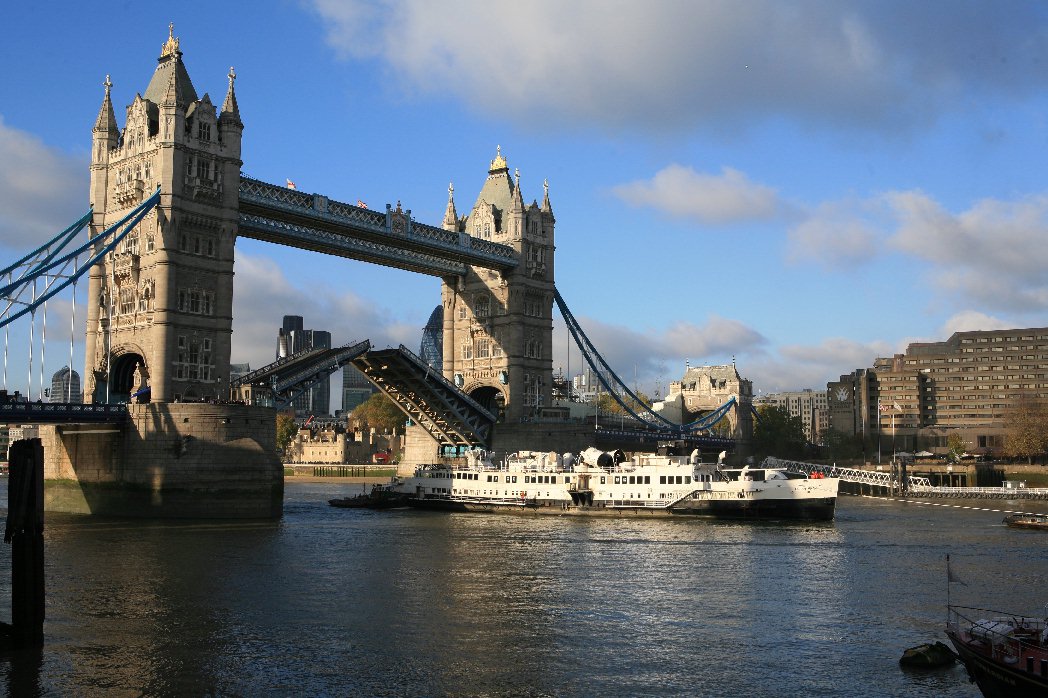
[819, 427, 863, 462]
[275, 412, 298, 455]
[752, 405, 808, 460]
[1004, 394, 1048, 464]
[350, 392, 406, 434]
[945, 433, 968, 464]
[593, 390, 652, 417]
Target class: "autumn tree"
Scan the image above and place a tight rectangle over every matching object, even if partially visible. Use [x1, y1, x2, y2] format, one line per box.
[350, 392, 406, 434]
[275, 412, 298, 455]
[1004, 394, 1048, 464]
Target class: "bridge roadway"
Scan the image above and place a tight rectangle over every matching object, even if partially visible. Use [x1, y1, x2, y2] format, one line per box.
[238, 178, 519, 277]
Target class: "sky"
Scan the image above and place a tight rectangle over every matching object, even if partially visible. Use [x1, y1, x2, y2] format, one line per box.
[3, 1, 1048, 408]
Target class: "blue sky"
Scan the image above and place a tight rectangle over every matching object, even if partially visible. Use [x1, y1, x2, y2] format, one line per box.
[3, 1, 1048, 406]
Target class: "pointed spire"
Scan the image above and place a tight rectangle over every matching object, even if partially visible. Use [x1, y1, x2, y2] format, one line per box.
[541, 178, 553, 214]
[94, 74, 119, 136]
[221, 66, 242, 125]
[511, 168, 524, 212]
[443, 181, 458, 228]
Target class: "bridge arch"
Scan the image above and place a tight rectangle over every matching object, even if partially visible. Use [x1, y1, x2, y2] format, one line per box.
[466, 384, 506, 420]
[106, 350, 147, 404]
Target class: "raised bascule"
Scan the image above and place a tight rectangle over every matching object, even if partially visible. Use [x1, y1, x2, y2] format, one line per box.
[8, 28, 750, 518]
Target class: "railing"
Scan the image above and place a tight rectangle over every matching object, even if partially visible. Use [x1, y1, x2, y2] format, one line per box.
[238, 177, 518, 267]
[763, 458, 932, 490]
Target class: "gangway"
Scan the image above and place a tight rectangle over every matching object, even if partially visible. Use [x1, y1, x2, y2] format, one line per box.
[762, 458, 932, 491]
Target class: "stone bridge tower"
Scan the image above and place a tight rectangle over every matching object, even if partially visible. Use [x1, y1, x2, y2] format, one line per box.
[85, 26, 241, 404]
[440, 148, 556, 423]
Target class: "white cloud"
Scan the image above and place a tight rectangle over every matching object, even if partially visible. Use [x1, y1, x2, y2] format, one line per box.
[308, 1, 1048, 134]
[0, 115, 87, 250]
[887, 191, 1048, 312]
[786, 199, 883, 268]
[612, 165, 783, 224]
[553, 312, 768, 395]
[746, 337, 893, 393]
[231, 253, 416, 371]
[939, 311, 1016, 336]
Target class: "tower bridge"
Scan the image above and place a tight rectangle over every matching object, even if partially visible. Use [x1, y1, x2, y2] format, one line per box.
[0, 27, 750, 518]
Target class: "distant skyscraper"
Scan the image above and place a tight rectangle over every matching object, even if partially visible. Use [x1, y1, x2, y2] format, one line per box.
[49, 366, 82, 403]
[342, 364, 375, 414]
[420, 305, 443, 370]
[276, 315, 332, 416]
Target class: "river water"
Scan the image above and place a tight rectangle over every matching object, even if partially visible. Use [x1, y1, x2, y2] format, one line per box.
[0, 481, 1046, 696]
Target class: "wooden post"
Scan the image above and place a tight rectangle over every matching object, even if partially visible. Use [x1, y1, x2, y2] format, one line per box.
[4, 438, 45, 648]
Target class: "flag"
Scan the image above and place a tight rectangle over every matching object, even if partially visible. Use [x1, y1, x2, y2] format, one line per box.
[357, 200, 368, 209]
[947, 554, 967, 586]
[893, 401, 902, 412]
[878, 400, 887, 413]
[286, 179, 297, 190]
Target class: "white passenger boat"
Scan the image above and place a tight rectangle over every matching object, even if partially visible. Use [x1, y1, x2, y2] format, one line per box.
[396, 447, 838, 520]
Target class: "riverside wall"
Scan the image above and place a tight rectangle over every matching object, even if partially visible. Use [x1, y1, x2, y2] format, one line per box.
[41, 402, 283, 518]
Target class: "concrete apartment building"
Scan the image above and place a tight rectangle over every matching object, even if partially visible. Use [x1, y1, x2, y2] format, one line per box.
[828, 327, 1048, 457]
[753, 389, 828, 444]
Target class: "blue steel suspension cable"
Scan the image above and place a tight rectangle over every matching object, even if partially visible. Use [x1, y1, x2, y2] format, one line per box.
[0, 187, 160, 330]
[555, 288, 738, 434]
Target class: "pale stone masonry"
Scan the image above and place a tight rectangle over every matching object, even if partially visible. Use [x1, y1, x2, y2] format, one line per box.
[85, 25, 241, 404]
[42, 403, 282, 518]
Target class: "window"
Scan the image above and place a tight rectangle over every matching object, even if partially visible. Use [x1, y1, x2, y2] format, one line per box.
[475, 294, 490, 318]
[196, 158, 211, 180]
[198, 121, 211, 142]
[461, 341, 473, 360]
[476, 338, 490, 359]
[458, 304, 467, 320]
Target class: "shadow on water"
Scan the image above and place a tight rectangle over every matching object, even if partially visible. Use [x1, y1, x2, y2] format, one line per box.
[0, 482, 1030, 696]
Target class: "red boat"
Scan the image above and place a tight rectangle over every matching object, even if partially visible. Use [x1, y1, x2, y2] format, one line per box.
[946, 604, 1048, 697]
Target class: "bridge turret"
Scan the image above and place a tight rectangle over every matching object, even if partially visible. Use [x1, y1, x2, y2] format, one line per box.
[439, 147, 556, 425]
[83, 25, 240, 405]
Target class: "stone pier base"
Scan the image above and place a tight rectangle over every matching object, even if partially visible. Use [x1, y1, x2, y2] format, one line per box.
[41, 403, 283, 519]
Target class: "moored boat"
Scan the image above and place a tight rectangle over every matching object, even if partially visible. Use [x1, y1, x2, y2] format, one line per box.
[946, 604, 1048, 697]
[329, 485, 406, 510]
[394, 447, 838, 520]
[1003, 513, 1048, 530]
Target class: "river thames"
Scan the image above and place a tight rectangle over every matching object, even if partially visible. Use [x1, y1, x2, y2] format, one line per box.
[1, 482, 1046, 696]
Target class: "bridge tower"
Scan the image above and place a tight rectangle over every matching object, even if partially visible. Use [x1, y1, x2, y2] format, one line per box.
[84, 26, 241, 404]
[441, 148, 555, 424]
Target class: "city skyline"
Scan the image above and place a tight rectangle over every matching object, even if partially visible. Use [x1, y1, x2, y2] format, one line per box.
[3, 3, 1048, 399]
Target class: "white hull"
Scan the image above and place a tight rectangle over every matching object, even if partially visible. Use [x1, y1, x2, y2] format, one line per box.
[396, 450, 838, 521]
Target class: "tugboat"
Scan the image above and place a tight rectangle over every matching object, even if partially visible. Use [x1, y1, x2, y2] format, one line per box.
[396, 447, 838, 520]
[945, 604, 1048, 697]
[329, 485, 406, 510]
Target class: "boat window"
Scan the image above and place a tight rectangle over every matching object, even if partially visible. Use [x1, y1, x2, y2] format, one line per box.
[676, 476, 683, 484]
[644, 476, 650, 484]
[751, 470, 765, 482]
[685, 476, 691, 484]
[600, 476, 606, 484]
[628, 476, 635, 485]
[486, 475, 492, 482]
[659, 476, 666, 484]
[551, 476, 558, 484]
[511, 476, 517, 483]
[494, 476, 499, 482]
